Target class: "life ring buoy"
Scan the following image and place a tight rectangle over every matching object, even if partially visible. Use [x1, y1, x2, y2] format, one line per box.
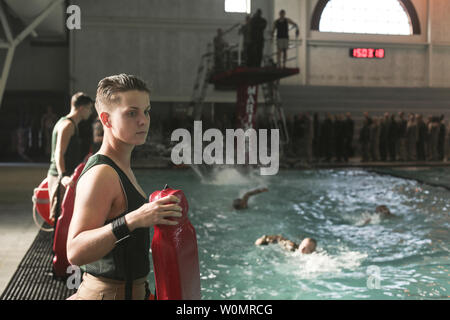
[52, 162, 86, 277]
[150, 186, 201, 300]
[32, 177, 53, 232]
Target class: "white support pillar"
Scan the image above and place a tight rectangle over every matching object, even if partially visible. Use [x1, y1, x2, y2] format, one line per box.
[300, 0, 309, 86]
[0, 0, 64, 109]
[426, 0, 433, 87]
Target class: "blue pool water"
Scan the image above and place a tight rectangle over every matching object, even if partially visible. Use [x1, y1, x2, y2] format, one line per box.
[138, 167, 450, 300]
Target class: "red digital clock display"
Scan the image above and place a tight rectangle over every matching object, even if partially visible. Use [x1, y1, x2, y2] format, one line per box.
[350, 48, 385, 59]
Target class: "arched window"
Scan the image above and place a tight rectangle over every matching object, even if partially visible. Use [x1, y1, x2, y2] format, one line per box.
[311, 0, 421, 35]
[224, 0, 251, 14]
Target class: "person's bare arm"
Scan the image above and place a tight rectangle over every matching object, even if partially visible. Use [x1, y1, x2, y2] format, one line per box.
[67, 165, 182, 266]
[241, 187, 269, 206]
[55, 120, 74, 176]
[287, 18, 299, 37]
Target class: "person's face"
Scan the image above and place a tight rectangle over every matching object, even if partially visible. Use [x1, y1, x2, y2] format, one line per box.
[280, 11, 285, 18]
[299, 239, 315, 254]
[81, 103, 94, 120]
[105, 90, 150, 146]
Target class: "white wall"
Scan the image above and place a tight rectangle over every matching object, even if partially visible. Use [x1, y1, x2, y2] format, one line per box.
[70, 0, 273, 102]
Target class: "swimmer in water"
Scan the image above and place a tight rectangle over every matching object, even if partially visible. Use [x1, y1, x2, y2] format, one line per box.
[361, 205, 395, 226]
[232, 187, 268, 210]
[255, 235, 317, 254]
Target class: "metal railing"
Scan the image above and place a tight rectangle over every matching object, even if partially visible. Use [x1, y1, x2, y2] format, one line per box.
[209, 23, 301, 71]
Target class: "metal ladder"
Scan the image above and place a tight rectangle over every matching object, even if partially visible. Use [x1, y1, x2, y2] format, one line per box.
[261, 80, 290, 145]
[189, 43, 213, 121]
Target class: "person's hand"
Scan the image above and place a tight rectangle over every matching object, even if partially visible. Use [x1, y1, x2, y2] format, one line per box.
[126, 195, 182, 230]
[261, 187, 269, 192]
[61, 176, 74, 188]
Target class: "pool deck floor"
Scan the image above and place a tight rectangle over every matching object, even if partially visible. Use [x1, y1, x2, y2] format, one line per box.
[0, 159, 449, 299]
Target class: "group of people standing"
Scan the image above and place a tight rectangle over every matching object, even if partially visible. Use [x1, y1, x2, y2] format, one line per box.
[359, 112, 447, 162]
[214, 9, 298, 72]
[281, 112, 355, 163]
[276, 111, 449, 163]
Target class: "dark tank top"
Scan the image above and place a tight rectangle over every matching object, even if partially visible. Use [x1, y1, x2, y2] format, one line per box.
[79, 154, 150, 282]
[48, 116, 82, 177]
[275, 18, 289, 39]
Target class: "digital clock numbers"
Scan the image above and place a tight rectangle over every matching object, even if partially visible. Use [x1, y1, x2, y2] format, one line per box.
[350, 48, 385, 59]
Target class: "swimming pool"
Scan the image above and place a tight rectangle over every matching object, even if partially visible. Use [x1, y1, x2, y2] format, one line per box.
[138, 167, 450, 300]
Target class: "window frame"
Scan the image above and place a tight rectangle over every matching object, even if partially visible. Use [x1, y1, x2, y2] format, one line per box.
[310, 0, 421, 35]
[224, 0, 251, 14]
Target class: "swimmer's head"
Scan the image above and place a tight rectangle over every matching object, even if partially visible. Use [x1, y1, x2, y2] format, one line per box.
[299, 238, 317, 254]
[375, 205, 392, 217]
[232, 198, 243, 209]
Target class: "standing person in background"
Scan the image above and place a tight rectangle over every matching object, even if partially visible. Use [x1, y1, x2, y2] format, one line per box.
[304, 112, 313, 163]
[363, 111, 373, 126]
[238, 15, 251, 66]
[369, 117, 380, 161]
[41, 105, 58, 157]
[429, 117, 440, 161]
[343, 112, 354, 162]
[445, 120, 450, 162]
[387, 113, 398, 161]
[213, 28, 228, 73]
[396, 112, 407, 161]
[425, 115, 433, 160]
[248, 9, 267, 67]
[416, 114, 427, 161]
[285, 114, 294, 157]
[379, 113, 390, 161]
[320, 113, 333, 162]
[334, 114, 344, 162]
[438, 115, 446, 161]
[47, 92, 94, 222]
[292, 114, 301, 157]
[312, 112, 320, 162]
[359, 117, 370, 162]
[297, 113, 306, 160]
[406, 113, 418, 161]
[271, 9, 299, 68]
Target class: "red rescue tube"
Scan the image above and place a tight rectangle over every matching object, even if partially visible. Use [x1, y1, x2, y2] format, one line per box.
[52, 163, 86, 277]
[32, 178, 53, 228]
[150, 187, 201, 300]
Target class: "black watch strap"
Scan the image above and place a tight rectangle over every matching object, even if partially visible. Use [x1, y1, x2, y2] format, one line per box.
[111, 216, 131, 244]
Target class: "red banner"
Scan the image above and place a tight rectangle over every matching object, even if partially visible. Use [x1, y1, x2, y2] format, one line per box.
[236, 85, 258, 130]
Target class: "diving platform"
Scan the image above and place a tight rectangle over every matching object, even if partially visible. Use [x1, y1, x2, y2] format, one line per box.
[209, 66, 300, 87]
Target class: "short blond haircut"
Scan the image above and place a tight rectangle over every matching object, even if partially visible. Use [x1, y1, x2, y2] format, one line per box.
[95, 74, 150, 113]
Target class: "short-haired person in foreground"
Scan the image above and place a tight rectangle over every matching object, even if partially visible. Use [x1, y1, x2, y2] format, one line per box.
[67, 74, 183, 300]
[232, 187, 269, 210]
[255, 235, 317, 254]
